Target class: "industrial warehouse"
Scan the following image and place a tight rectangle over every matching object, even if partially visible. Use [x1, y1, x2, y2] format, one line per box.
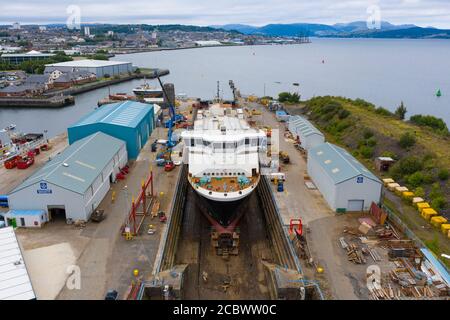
[68, 101, 155, 159]
[288, 115, 325, 151]
[307, 142, 382, 212]
[44, 60, 134, 78]
[7, 132, 127, 222]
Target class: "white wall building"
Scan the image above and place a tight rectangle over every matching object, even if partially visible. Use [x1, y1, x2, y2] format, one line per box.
[1, 210, 48, 228]
[288, 115, 325, 151]
[44, 60, 133, 78]
[8, 132, 127, 222]
[307, 143, 382, 212]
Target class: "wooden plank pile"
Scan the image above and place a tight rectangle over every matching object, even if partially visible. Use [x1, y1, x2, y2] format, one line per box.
[346, 243, 366, 264]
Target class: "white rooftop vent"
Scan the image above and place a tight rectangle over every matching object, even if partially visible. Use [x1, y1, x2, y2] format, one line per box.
[324, 159, 332, 164]
[63, 163, 69, 167]
[317, 151, 324, 155]
[332, 168, 340, 174]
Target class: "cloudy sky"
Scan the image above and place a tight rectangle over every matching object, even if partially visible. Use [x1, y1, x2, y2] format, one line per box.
[1, 0, 450, 28]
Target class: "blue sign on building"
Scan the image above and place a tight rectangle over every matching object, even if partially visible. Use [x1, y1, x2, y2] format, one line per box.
[357, 176, 364, 184]
[37, 182, 52, 194]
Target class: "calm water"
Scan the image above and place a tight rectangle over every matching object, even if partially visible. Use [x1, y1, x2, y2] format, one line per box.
[1, 38, 449, 139]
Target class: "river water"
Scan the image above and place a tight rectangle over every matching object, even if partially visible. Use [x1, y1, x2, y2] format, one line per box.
[1, 38, 449, 139]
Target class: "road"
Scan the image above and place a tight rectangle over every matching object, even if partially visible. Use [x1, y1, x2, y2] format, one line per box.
[249, 101, 366, 299]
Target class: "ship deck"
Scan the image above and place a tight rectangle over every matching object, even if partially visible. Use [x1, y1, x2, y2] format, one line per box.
[190, 175, 259, 193]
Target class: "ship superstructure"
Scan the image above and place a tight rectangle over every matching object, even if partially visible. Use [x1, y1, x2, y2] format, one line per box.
[181, 104, 266, 225]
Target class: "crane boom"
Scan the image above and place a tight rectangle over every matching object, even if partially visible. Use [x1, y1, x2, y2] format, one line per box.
[155, 74, 180, 148]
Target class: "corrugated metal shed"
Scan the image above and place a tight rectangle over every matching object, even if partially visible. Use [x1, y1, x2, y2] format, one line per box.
[10, 132, 125, 195]
[0, 227, 36, 300]
[289, 115, 324, 138]
[68, 101, 154, 159]
[309, 142, 380, 185]
[72, 101, 153, 128]
[288, 115, 324, 150]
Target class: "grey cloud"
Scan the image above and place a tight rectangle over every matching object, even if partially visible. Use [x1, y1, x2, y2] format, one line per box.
[1, 0, 450, 28]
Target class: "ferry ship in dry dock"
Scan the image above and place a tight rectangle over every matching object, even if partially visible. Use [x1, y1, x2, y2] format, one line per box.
[181, 103, 267, 226]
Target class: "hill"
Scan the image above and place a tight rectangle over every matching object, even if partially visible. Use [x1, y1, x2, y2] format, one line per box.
[212, 21, 450, 39]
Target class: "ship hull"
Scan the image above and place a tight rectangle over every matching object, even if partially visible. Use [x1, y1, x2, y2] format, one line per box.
[194, 189, 251, 227]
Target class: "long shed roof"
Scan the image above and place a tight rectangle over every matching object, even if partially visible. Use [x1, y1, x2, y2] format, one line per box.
[45, 59, 130, 68]
[70, 101, 153, 129]
[309, 142, 381, 185]
[10, 132, 125, 195]
[289, 115, 324, 137]
[0, 227, 36, 300]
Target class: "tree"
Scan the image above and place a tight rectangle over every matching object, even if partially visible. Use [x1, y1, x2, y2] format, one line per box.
[399, 132, 416, 149]
[395, 101, 407, 120]
[438, 169, 449, 181]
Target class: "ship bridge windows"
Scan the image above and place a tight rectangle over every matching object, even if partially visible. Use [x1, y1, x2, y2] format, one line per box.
[225, 142, 236, 149]
[213, 142, 222, 150]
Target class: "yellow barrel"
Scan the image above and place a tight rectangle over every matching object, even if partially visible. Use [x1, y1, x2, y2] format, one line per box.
[441, 224, 450, 235]
[395, 186, 409, 196]
[430, 216, 447, 228]
[402, 191, 414, 200]
[421, 208, 438, 220]
[417, 202, 430, 213]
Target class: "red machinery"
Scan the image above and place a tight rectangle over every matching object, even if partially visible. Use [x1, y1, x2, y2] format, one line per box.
[164, 161, 175, 172]
[289, 218, 303, 237]
[17, 153, 35, 169]
[4, 156, 20, 169]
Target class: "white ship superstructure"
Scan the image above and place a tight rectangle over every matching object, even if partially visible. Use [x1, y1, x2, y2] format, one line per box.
[181, 104, 266, 203]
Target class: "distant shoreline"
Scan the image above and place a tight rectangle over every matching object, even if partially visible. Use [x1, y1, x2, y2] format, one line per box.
[112, 42, 309, 55]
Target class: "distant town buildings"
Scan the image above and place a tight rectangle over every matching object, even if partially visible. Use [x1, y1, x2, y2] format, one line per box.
[12, 22, 20, 30]
[84, 26, 91, 36]
[0, 51, 55, 64]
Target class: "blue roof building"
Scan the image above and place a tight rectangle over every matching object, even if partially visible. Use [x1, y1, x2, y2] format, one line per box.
[68, 101, 154, 159]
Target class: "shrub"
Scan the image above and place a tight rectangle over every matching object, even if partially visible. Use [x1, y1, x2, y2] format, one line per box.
[431, 196, 447, 210]
[338, 109, 350, 119]
[414, 187, 425, 198]
[278, 92, 300, 104]
[410, 114, 449, 134]
[399, 132, 416, 149]
[389, 156, 423, 179]
[375, 107, 393, 116]
[407, 172, 424, 188]
[359, 146, 374, 158]
[363, 129, 374, 139]
[438, 169, 449, 181]
[366, 137, 377, 147]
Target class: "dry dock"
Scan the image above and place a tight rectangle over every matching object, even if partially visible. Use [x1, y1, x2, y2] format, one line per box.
[141, 166, 322, 300]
